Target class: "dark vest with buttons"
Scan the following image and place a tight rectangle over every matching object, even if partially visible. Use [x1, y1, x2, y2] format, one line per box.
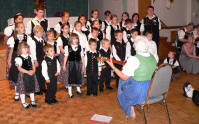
[31, 19, 48, 36]
[178, 28, 193, 48]
[32, 36, 45, 62]
[98, 29, 103, 41]
[123, 27, 131, 41]
[18, 55, 33, 70]
[134, 22, 141, 35]
[143, 16, 159, 34]
[110, 25, 120, 44]
[14, 34, 27, 51]
[99, 48, 111, 68]
[60, 34, 69, 49]
[68, 45, 81, 61]
[86, 51, 99, 74]
[127, 39, 136, 56]
[113, 40, 126, 61]
[103, 21, 109, 34]
[45, 56, 57, 79]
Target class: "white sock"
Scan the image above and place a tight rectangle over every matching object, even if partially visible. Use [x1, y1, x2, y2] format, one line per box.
[15, 86, 19, 95]
[30, 93, 35, 102]
[76, 87, 81, 93]
[68, 87, 72, 96]
[65, 86, 68, 89]
[20, 94, 25, 104]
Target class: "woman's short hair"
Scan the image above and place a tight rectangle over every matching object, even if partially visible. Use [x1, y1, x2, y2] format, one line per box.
[134, 36, 149, 53]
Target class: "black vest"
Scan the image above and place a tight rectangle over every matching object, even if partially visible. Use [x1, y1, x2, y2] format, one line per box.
[31, 19, 48, 36]
[68, 45, 81, 61]
[110, 25, 120, 44]
[14, 34, 27, 51]
[59, 21, 70, 27]
[166, 57, 177, 66]
[98, 30, 103, 41]
[60, 34, 69, 48]
[45, 56, 57, 79]
[103, 21, 109, 34]
[32, 36, 45, 61]
[113, 40, 126, 61]
[99, 48, 111, 68]
[134, 22, 141, 35]
[127, 39, 136, 56]
[18, 55, 33, 70]
[123, 27, 131, 41]
[143, 16, 159, 36]
[86, 51, 99, 74]
[44, 41, 58, 54]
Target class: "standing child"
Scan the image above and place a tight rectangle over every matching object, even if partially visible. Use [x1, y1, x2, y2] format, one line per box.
[132, 13, 141, 35]
[7, 22, 36, 101]
[126, 29, 138, 58]
[78, 15, 90, 38]
[120, 12, 129, 31]
[85, 39, 101, 96]
[145, 31, 159, 62]
[106, 15, 120, 44]
[73, 21, 89, 52]
[42, 45, 60, 104]
[112, 30, 127, 88]
[54, 11, 71, 36]
[31, 25, 46, 95]
[99, 39, 113, 92]
[62, 33, 85, 98]
[15, 42, 39, 108]
[101, 10, 112, 35]
[164, 51, 180, 80]
[123, 19, 134, 43]
[91, 20, 104, 42]
[57, 23, 70, 83]
[86, 9, 102, 31]
[88, 28, 100, 50]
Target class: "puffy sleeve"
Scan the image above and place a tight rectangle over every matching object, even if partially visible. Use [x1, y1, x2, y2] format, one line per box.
[122, 56, 140, 76]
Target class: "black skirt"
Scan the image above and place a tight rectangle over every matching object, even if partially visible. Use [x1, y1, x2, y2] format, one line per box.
[8, 52, 19, 83]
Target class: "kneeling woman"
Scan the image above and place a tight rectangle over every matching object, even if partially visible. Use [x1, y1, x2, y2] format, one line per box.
[106, 36, 157, 119]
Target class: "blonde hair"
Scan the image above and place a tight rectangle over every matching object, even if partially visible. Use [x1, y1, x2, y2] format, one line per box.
[33, 25, 44, 34]
[46, 30, 55, 41]
[102, 39, 110, 44]
[17, 42, 29, 55]
[74, 21, 82, 27]
[43, 44, 54, 54]
[69, 33, 79, 45]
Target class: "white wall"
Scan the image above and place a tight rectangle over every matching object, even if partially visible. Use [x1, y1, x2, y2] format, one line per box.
[191, 0, 199, 25]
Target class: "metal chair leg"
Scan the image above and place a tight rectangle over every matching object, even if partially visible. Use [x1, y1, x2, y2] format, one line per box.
[147, 104, 150, 113]
[125, 116, 128, 124]
[141, 105, 147, 124]
[163, 99, 171, 124]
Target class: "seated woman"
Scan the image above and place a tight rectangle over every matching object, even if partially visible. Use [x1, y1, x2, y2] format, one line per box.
[106, 36, 157, 119]
[179, 34, 199, 74]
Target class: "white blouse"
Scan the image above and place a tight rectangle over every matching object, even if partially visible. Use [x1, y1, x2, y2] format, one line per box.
[148, 40, 159, 62]
[64, 45, 84, 57]
[15, 54, 34, 67]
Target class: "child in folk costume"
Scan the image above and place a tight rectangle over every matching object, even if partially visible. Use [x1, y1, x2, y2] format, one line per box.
[88, 27, 100, 51]
[91, 20, 104, 43]
[85, 39, 101, 96]
[123, 19, 134, 43]
[7, 22, 36, 101]
[73, 21, 89, 52]
[126, 29, 138, 58]
[86, 9, 102, 31]
[101, 10, 112, 35]
[99, 39, 113, 92]
[62, 33, 85, 98]
[42, 45, 61, 104]
[15, 42, 39, 108]
[106, 14, 120, 44]
[31, 25, 46, 95]
[163, 51, 180, 80]
[145, 31, 159, 63]
[57, 23, 70, 83]
[54, 11, 71, 36]
[120, 12, 129, 31]
[78, 15, 90, 38]
[132, 13, 141, 35]
[112, 30, 127, 88]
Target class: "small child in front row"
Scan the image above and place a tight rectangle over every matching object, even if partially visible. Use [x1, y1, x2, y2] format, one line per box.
[62, 33, 85, 98]
[99, 39, 113, 92]
[126, 29, 138, 58]
[85, 39, 101, 96]
[42, 44, 60, 104]
[163, 51, 180, 81]
[15, 42, 39, 108]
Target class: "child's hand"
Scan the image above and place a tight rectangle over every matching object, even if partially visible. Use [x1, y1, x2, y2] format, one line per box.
[82, 66, 85, 73]
[62, 66, 66, 72]
[98, 71, 101, 77]
[27, 71, 33, 76]
[55, 72, 59, 76]
[8, 62, 12, 68]
[34, 61, 39, 67]
[102, 65, 106, 69]
[29, 70, 35, 75]
[46, 80, 50, 83]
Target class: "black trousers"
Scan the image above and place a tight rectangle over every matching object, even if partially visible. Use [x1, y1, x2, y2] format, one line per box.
[87, 73, 98, 95]
[36, 61, 46, 91]
[46, 77, 57, 101]
[99, 68, 111, 90]
[196, 47, 199, 56]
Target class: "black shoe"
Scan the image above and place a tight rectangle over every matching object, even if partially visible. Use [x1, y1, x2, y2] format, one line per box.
[31, 101, 37, 107]
[69, 95, 74, 98]
[107, 87, 113, 90]
[93, 93, 98, 96]
[45, 100, 53, 105]
[87, 93, 91, 96]
[100, 89, 104, 92]
[76, 92, 82, 96]
[52, 99, 58, 104]
[22, 103, 31, 109]
[42, 89, 47, 93]
[35, 92, 43, 95]
[14, 95, 20, 101]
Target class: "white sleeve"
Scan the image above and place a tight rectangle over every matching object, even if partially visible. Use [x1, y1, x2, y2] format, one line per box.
[81, 47, 84, 57]
[15, 57, 23, 67]
[140, 19, 144, 32]
[126, 42, 131, 58]
[84, 52, 88, 69]
[112, 45, 121, 61]
[174, 60, 179, 67]
[64, 46, 69, 56]
[27, 36, 37, 61]
[123, 31, 128, 43]
[4, 26, 12, 37]
[7, 37, 15, 48]
[57, 60, 61, 73]
[47, 19, 50, 30]
[57, 37, 63, 47]
[106, 26, 111, 40]
[163, 59, 168, 64]
[158, 17, 161, 30]
[122, 56, 139, 76]
[178, 30, 185, 39]
[41, 60, 49, 80]
[101, 21, 105, 31]
[26, 20, 32, 35]
[54, 23, 61, 34]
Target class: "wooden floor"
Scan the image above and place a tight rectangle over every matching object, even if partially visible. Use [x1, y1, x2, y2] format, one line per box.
[0, 72, 199, 124]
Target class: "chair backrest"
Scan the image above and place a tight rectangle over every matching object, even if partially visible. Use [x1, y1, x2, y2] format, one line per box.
[146, 64, 172, 101]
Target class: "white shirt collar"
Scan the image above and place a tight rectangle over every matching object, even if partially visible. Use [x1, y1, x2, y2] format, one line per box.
[89, 50, 97, 53]
[34, 17, 45, 22]
[47, 41, 54, 45]
[88, 33, 99, 41]
[71, 44, 79, 51]
[47, 56, 54, 59]
[21, 54, 29, 58]
[146, 15, 156, 19]
[105, 20, 111, 25]
[102, 47, 109, 52]
[91, 18, 98, 21]
[34, 36, 43, 42]
[130, 38, 135, 42]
